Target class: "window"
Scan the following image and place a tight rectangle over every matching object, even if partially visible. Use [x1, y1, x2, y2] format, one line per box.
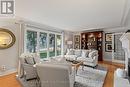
[25, 29, 62, 59]
[39, 32, 47, 59]
[26, 30, 37, 53]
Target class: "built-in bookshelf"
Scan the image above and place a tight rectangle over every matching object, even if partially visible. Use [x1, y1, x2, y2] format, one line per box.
[81, 31, 103, 61]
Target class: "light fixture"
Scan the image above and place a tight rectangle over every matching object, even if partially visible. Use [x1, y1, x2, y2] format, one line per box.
[67, 41, 72, 45]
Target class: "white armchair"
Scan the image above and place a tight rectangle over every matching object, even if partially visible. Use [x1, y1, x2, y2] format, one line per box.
[36, 63, 75, 87]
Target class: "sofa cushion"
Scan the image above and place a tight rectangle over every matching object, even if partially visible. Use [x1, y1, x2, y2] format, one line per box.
[77, 57, 94, 62]
[74, 50, 81, 57]
[66, 49, 74, 55]
[65, 55, 77, 61]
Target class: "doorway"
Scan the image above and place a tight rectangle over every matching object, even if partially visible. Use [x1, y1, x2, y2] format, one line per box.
[112, 33, 125, 63]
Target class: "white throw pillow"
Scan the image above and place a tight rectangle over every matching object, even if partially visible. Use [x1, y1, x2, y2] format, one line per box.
[74, 50, 81, 57]
[81, 50, 89, 58]
[66, 49, 74, 55]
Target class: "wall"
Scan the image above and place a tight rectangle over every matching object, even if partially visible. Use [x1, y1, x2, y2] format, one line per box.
[103, 27, 127, 61]
[0, 19, 20, 76]
[64, 31, 74, 54]
[124, 9, 130, 28]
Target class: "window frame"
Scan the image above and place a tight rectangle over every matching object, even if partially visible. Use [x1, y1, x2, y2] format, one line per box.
[24, 27, 63, 59]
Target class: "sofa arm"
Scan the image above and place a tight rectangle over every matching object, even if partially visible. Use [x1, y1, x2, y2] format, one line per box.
[92, 55, 98, 65]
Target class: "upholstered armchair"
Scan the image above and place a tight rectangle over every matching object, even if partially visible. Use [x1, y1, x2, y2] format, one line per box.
[18, 53, 41, 78]
[36, 63, 75, 87]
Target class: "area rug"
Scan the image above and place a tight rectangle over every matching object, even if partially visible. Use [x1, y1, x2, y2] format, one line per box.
[74, 66, 107, 87]
[17, 65, 107, 87]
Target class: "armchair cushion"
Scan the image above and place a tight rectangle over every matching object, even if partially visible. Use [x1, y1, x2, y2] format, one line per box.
[36, 63, 75, 87]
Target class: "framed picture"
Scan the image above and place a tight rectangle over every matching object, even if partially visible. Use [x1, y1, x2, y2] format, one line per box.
[74, 35, 80, 42]
[74, 35, 80, 49]
[105, 33, 112, 42]
[74, 43, 80, 49]
[105, 43, 112, 52]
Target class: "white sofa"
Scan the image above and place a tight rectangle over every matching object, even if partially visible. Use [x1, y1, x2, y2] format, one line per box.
[65, 49, 98, 67]
[36, 61, 75, 87]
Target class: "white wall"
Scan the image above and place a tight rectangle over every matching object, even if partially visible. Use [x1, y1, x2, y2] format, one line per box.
[0, 19, 20, 76]
[64, 31, 74, 54]
[103, 27, 127, 61]
[124, 9, 130, 28]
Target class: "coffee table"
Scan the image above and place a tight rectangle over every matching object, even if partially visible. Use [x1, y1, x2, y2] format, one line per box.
[70, 61, 84, 74]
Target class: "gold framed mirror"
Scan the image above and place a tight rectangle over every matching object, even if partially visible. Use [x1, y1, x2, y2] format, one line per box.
[0, 28, 16, 49]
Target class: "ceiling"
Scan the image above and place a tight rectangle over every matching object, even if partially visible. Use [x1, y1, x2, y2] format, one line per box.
[15, 0, 129, 31]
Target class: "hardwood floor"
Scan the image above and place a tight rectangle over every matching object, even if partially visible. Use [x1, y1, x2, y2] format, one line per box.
[99, 61, 124, 87]
[0, 61, 124, 87]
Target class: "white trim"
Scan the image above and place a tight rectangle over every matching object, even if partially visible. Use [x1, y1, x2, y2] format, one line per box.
[0, 68, 17, 77]
[112, 60, 125, 64]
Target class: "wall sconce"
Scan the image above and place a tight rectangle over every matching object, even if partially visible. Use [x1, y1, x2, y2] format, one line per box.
[67, 41, 72, 49]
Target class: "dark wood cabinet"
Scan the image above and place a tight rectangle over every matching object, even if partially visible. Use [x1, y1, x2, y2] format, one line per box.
[81, 31, 103, 61]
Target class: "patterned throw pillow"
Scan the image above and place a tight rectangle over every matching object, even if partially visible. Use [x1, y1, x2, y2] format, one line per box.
[24, 57, 36, 65]
[88, 51, 97, 58]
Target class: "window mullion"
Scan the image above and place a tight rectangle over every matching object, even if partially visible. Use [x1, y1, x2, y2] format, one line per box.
[47, 32, 49, 59]
[37, 31, 40, 54]
[55, 34, 57, 57]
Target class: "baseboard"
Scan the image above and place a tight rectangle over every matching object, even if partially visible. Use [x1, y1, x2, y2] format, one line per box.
[103, 59, 112, 62]
[0, 68, 17, 77]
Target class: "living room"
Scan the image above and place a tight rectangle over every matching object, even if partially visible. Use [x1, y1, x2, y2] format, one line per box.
[0, 0, 130, 87]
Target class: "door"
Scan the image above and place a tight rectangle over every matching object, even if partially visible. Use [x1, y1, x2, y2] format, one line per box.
[112, 33, 125, 64]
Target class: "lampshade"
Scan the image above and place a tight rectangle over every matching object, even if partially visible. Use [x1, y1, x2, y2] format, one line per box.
[67, 41, 72, 45]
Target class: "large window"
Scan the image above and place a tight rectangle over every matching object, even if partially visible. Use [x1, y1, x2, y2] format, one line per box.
[25, 29, 62, 59]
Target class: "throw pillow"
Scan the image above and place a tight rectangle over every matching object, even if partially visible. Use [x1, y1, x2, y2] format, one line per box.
[66, 49, 74, 55]
[88, 51, 97, 58]
[81, 50, 88, 58]
[24, 57, 36, 65]
[74, 50, 81, 57]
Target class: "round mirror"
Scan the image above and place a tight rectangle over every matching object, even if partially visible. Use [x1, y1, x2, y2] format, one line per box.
[0, 28, 16, 49]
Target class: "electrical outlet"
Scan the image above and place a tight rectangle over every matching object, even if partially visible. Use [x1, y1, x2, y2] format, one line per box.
[1, 65, 6, 71]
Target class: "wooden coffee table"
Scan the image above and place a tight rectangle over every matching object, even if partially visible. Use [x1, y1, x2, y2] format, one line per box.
[71, 61, 84, 74]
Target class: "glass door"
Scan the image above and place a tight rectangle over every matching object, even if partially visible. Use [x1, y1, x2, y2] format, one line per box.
[112, 33, 125, 63]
